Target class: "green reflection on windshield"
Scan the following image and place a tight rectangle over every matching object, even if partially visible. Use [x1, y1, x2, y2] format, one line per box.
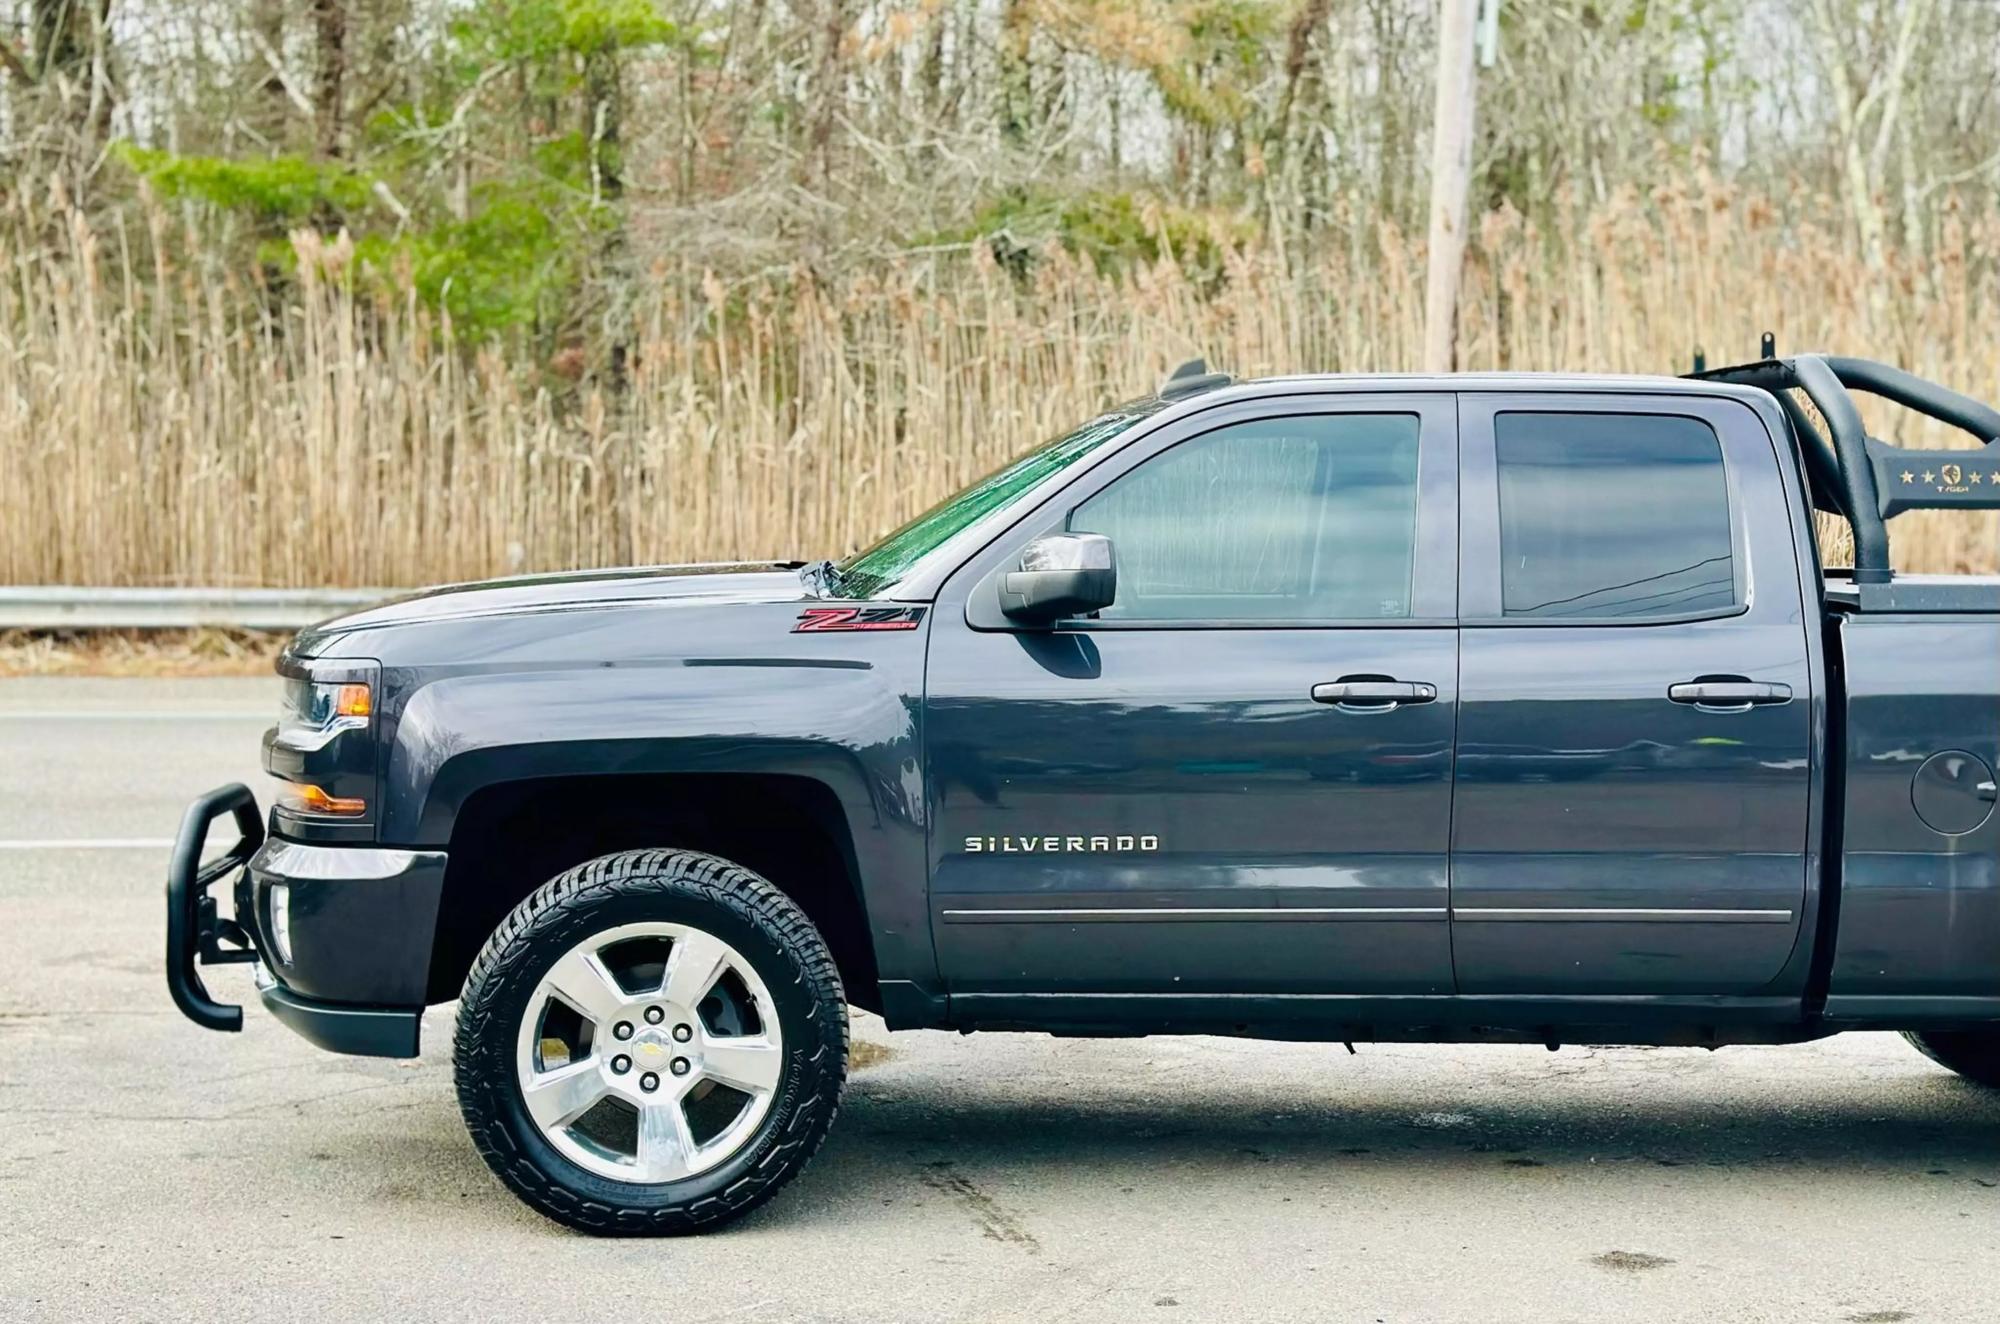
[835, 403, 1159, 598]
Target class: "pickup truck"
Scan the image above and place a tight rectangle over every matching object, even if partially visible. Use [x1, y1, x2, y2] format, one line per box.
[168, 352, 2000, 1235]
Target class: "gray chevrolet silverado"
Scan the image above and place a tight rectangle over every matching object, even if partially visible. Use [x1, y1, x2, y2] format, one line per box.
[168, 351, 2000, 1234]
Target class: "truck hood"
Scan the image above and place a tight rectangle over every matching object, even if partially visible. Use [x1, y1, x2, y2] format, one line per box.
[298, 562, 811, 640]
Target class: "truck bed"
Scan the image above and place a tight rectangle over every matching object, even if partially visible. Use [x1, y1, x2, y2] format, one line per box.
[1823, 602, 2000, 1023]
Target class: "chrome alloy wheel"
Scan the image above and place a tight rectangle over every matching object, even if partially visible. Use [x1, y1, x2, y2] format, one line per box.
[514, 921, 784, 1184]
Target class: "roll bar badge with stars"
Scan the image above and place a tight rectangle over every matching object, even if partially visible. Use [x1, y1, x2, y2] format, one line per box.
[1900, 463, 1999, 495]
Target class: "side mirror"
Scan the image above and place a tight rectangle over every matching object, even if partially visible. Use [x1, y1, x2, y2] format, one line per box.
[999, 533, 1117, 626]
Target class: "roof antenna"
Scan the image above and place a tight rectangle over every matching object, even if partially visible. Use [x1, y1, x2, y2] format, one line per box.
[1158, 357, 1233, 400]
[1691, 346, 1706, 374]
[1760, 330, 1776, 360]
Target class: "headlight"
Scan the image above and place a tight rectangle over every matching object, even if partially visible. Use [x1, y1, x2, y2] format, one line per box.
[267, 665, 379, 825]
[278, 679, 372, 747]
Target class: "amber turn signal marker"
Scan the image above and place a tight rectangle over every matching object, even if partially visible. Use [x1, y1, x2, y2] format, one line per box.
[289, 784, 366, 816]
[334, 683, 372, 718]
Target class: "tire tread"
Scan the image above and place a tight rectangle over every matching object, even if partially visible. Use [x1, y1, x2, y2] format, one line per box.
[453, 849, 847, 1235]
[1902, 1028, 2000, 1089]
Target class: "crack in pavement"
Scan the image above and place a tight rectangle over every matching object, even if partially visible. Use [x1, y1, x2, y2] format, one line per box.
[919, 1163, 1040, 1253]
[0, 1079, 428, 1124]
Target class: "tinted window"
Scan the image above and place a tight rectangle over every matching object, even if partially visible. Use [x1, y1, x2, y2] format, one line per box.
[1495, 412, 1736, 620]
[1071, 413, 1421, 621]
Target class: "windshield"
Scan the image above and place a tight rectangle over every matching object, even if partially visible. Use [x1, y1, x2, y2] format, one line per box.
[834, 401, 1162, 598]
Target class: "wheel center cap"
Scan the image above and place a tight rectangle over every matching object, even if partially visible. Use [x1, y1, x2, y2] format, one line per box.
[622, 1015, 695, 1077]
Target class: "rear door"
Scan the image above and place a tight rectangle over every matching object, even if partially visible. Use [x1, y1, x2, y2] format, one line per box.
[923, 394, 1460, 998]
[1449, 394, 1815, 994]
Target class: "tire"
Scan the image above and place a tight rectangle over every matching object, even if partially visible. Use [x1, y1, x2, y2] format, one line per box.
[1903, 1029, 2000, 1088]
[454, 849, 847, 1235]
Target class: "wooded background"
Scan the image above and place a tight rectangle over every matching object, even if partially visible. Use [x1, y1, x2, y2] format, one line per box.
[3, 0, 1997, 586]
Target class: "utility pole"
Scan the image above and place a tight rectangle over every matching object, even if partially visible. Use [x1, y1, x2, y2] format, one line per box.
[1423, 0, 1482, 373]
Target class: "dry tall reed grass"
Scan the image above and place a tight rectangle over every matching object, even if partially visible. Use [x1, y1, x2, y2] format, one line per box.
[3, 179, 1996, 588]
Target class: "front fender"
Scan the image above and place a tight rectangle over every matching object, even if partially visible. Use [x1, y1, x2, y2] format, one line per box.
[387, 663, 917, 840]
[375, 656, 930, 989]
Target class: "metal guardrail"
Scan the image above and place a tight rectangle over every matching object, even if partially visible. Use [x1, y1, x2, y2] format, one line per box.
[0, 587, 396, 629]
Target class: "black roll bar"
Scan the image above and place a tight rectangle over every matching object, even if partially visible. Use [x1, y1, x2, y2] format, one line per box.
[1690, 352, 2000, 586]
[1822, 356, 2000, 441]
[1792, 355, 1890, 583]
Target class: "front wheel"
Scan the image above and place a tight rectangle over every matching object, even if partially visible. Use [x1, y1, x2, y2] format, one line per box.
[1903, 1029, 2000, 1088]
[454, 849, 847, 1235]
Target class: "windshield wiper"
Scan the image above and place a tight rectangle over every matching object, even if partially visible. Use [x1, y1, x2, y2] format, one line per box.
[800, 559, 843, 598]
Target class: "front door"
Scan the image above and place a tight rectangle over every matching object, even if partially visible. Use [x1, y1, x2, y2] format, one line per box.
[923, 394, 1460, 997]
[1449, 395, 1815, 994]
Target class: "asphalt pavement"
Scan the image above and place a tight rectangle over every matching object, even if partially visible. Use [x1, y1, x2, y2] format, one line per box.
[3, 676, 1998, 1323]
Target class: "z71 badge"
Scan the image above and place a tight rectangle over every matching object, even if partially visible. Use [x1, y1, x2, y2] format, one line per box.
[793, 606, 927, 633]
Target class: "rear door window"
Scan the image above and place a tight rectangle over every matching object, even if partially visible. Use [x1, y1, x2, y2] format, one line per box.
[1494, 412, 1738, 620]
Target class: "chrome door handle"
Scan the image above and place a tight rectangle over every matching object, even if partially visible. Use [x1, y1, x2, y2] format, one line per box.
[1311, 679, 1437, 709]
[1667, 679, 1793, 710]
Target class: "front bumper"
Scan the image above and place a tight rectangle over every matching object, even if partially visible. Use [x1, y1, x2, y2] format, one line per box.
[255, 968, 424, 1058]
[166, 784, 447, 1059]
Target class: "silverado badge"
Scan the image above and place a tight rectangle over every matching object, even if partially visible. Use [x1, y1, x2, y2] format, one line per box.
[964, 835, 1161, 853]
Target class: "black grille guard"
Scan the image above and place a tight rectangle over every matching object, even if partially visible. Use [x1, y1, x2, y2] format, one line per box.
[165, 783, 265, 1031]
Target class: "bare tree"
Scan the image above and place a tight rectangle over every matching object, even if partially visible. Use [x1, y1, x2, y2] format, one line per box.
[311, 0, 346, 158]
[1809, 0, 1931, 275]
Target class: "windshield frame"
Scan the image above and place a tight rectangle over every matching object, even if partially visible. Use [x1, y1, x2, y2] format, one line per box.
[831, 397, 1167, 600]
